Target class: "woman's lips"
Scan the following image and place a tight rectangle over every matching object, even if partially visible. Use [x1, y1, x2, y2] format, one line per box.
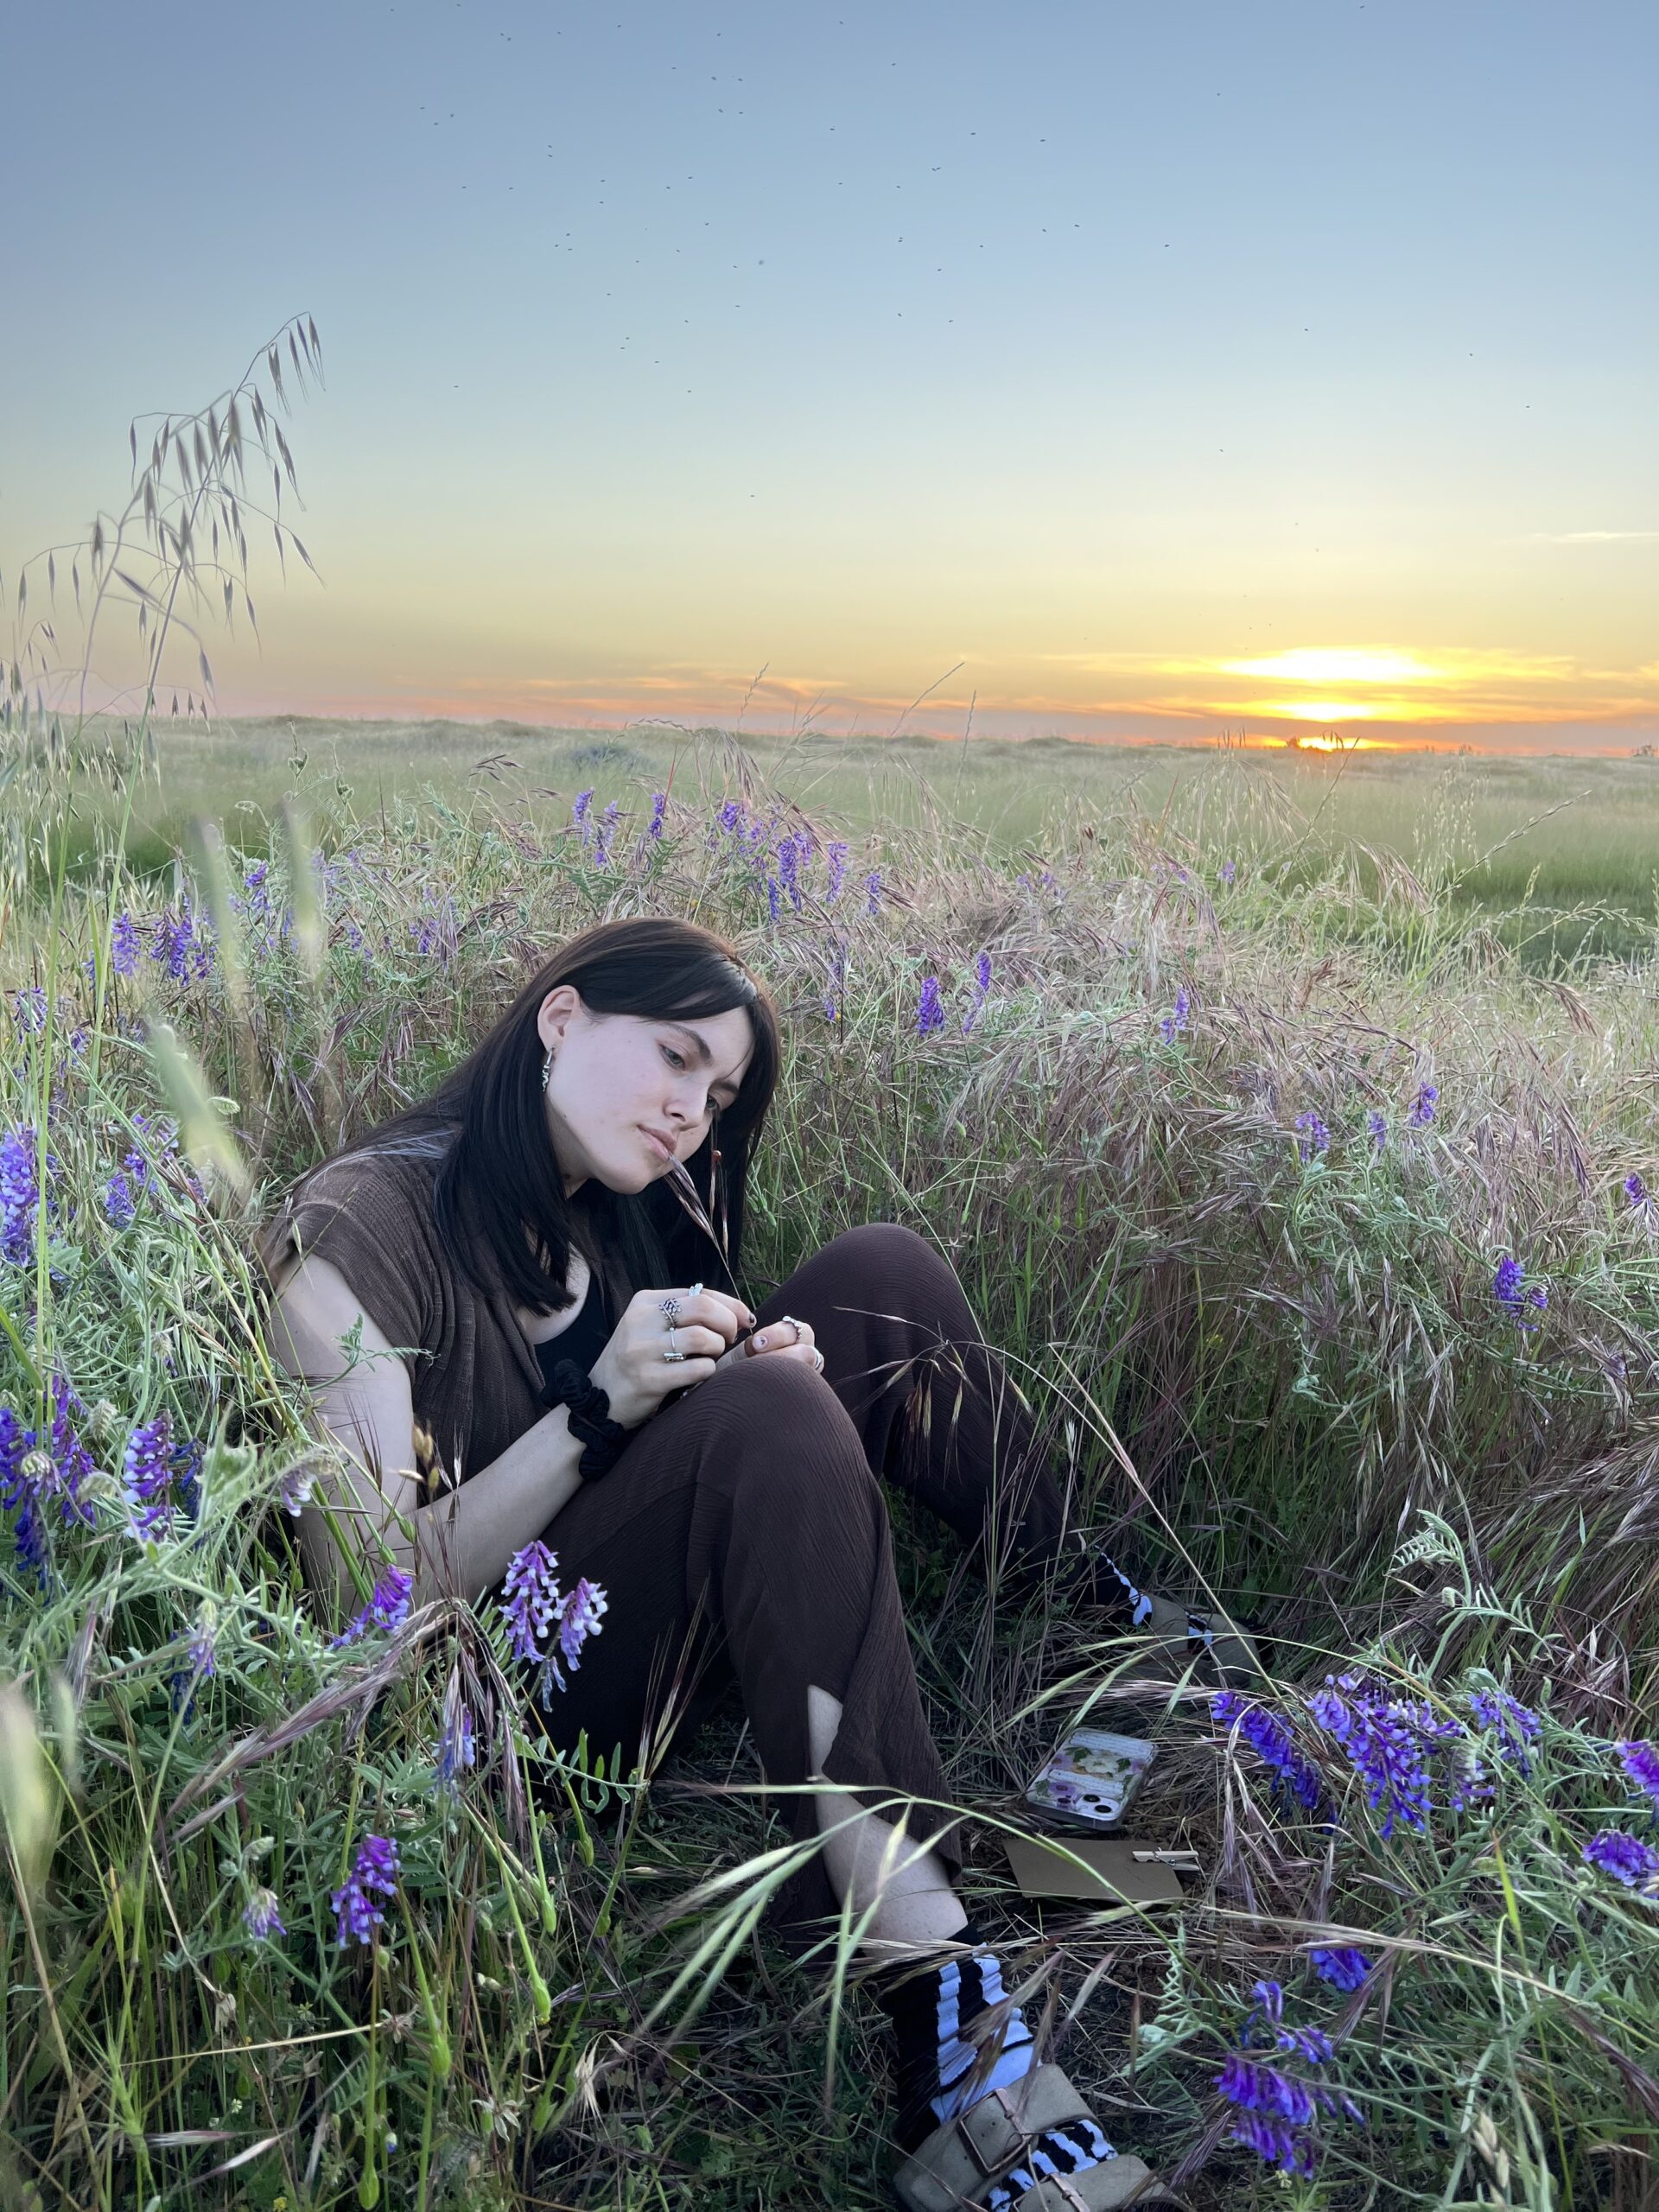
[641, 1128, 675, 1161]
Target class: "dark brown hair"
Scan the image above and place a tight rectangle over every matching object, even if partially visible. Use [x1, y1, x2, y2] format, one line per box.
[288, 916, 781, 1316]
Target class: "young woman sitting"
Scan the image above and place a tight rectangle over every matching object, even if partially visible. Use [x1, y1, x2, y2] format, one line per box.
[259, 912, 1254, 2210]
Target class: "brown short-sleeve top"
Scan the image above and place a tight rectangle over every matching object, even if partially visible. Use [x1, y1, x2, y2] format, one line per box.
[256, 1136, 556, 1482]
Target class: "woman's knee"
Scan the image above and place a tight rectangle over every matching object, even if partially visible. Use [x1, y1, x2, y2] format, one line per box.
[701, 1356, 884, 1508]
[821, 1221, 958, 1304]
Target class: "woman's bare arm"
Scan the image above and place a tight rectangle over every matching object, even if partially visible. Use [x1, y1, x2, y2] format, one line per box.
[268, 1253, 588, 1611]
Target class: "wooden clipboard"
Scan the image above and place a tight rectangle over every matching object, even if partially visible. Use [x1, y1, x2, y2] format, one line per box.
[1001, 1834, 1185, 1905]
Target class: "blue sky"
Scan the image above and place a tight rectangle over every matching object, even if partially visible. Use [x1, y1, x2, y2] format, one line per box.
[4, 0, 1655, 747]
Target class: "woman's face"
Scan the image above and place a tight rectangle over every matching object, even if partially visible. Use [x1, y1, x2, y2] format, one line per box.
[535, 985, 755, 1197]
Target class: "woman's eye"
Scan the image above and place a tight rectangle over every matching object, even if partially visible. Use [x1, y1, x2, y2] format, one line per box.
[662, 1046, 685, 1071]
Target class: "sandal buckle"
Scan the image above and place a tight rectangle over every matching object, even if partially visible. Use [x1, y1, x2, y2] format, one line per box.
[958, 2085, 1035, 2178]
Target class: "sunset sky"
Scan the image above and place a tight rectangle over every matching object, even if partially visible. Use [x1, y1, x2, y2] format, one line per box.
[5, 1, 1656, 751]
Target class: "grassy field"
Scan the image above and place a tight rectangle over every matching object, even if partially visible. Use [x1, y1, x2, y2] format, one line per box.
[3, 709, 1658, 2210]
[61, 712, 1659, 962]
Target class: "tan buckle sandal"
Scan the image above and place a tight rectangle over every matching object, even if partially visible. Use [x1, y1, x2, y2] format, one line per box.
[892, 2063, 1181, 2212]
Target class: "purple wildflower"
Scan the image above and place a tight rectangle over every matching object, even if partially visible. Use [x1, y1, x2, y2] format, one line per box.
[865, 869, 882, 915]
[111, 912, 141, 976]
[572, 789, 594, 842]
[46, 1376, 96, 1527]
[184, 1604, 217, 1680]
[170, 1437, 203, 1522]
[1582, 1830, 1659, 1889]
[0, 1408, 49, 1584]
[1617, 1739, 1659, 1813]
[1158, 989, 1190, 1045]
[331, 1564, 415, 1649]
[1215, 2055, 1317, 2128]
[717, 798, 743, 835]
[279, 1459, 315, 1516]
[124, 1411, 177, 1541]
[593, 798, 619, 867]
[777, 833, 802, 910]
[826, 841, 849, 902]
[12, 987, 48, 1037]
[151, 902, 199, 982]
[242, 1885, 285, 1940]
[1, 1127, 45, 1266]
[1408, 1082, 1439, 1128]
[1469, 1688, 1542, 1775]
[1492, 1254, 1548, 1331]
[553, 1577, 608, 1681]
[1295, 1109, 1331, 1160]
[648, 791, 666, 840]
[1227, 2113, 1319, 2176]
[916, 976, 945, 1037]
[1220, 859, 1237, 886]
[331, 1834, 401, 1948]
[1625, 1173, 1650, 1211]
[1212, 1692, 1325, 1815]
[1367, 1110, 1389, 1151]
[103, 1171, 137, 1228]
[961, 952, 992, 1034]
[766, 874, 782, 924]
[435, 1680, 477, 1800]
[500, 1541, 607, 1707]
[1306, 1673, 1478, 1839]
[501, 1540, 562, 1664]
[1309, 1948, 1371, 1992]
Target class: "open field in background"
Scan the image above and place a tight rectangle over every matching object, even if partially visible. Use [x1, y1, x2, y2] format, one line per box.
[3, 717, 1659, 2209]
[73, 715, 1659, 962]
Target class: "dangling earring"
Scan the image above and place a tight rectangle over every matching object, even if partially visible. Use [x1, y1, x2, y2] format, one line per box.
[542, 1046, 555, 1091]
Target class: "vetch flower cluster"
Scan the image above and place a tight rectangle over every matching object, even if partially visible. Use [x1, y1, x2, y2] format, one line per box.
[916, 976, 945, 1037]
[499, 1540, 608, 1707]
[1295, 1110, 1331, 1160]
[242, 1885, 286, 1940]
[1492, 1253, 1548, 1330]
[1408, 1083, 1439, 1128]
[1468, 1688, 1542, 1777]
[1159, 988, 1191, 1045]
[1582, 1831, 1659, 1892]
[1307, 1673, 1484, 1839]
[124, 1410, 182, 1541]
[331, 1834, 401, 1948]
[1212, 1977, 1363, 2177]
[1617, 1738, 1659, 1813]
[1212, 1692, 1325, 1815]
[1, 1126, 54, 1267]
[960, 951, 992, 1034]
[1, 1375, 99, 1584]
[1308, 1948, 1372, 1992]
[435, 1681, 477, 1800]
[330, 1563, 414, 1648]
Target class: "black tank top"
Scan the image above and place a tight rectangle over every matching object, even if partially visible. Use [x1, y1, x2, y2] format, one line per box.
[532, 1268, 614, 1393]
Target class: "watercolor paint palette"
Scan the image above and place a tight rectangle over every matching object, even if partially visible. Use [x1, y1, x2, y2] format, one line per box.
[1022, 1727, 1158, 1831]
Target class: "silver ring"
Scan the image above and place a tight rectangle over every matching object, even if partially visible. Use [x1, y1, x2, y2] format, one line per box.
[811, 1348, 824, 1373]
[663, 1325, 686, 1365]
[780, 1314, 804, 1344]
[660, 1295, 681, 1325]
[688, 1281, 703, 1298]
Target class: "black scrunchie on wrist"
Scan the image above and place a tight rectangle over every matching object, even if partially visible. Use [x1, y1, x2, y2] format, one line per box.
[539, 1359, 632, 1483]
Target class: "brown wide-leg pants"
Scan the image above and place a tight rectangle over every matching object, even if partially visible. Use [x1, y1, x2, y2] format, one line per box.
[520, 1223, 1084, 1943]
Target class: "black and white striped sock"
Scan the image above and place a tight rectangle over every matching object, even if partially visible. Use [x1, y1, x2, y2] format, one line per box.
[872, 1918, 1118, 2192]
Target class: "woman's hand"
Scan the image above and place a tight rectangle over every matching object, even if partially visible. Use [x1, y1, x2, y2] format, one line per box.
[713, 1313, 819, 1376]
[589, 1287, 755, 1428]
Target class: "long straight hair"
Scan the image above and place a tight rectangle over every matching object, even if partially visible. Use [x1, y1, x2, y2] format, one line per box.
[283, 916, 782, 1317]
